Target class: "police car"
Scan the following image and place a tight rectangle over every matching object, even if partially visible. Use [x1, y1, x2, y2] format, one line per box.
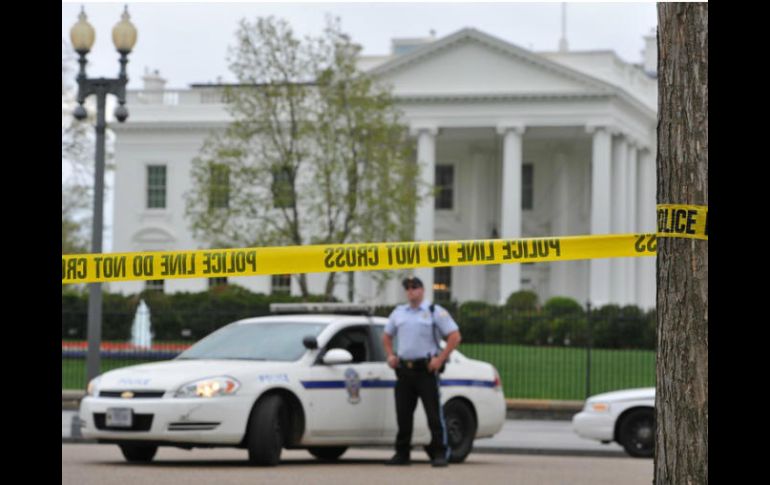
[572, 387, 655, 458]
[79, 304, 506, 465]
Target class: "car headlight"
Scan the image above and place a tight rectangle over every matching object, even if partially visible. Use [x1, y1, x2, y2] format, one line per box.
[87, 376, 102, 397]
[174, 376, 241, 398]
[588, 402, 610, 413]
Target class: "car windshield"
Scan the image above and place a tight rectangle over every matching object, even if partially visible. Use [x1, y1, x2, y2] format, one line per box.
[176, 322, 327, 361]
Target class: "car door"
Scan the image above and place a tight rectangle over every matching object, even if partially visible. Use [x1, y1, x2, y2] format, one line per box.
[301, 324, 387, 439]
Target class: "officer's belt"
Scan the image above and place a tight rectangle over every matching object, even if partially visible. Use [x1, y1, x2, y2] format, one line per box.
[399, 358, 429, 370]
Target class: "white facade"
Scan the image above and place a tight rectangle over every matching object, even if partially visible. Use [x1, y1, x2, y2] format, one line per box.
[111, 28, 658, 308]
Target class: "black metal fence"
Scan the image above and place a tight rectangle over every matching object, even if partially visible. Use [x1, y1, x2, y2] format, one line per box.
[62, 302, 655, 400]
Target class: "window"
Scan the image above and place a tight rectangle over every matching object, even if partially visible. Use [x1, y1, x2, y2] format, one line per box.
[272, 166, 294, 209]
[178, 322, 327, 362]
[522, 164, 534, 210]
[145, 279, 164, 293]
[208, 277, 228, 289]
[435, 165, 454, 210]
[369, 325, 389, 362]
[324, 327, 375, 363]
[433, 267, 452, 303]
[147, 165, 167, 209]
[271, 274, 291, 295]
[209, 164, 230, 209]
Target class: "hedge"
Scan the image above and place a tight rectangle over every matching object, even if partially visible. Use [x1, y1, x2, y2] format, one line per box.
[62, 288, 655, 350]
[61, 285, 330, 341]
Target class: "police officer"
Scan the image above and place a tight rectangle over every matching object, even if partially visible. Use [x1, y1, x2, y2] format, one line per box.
[382, 276, 462, 467]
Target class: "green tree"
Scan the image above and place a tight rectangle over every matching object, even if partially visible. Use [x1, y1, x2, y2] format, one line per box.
[62, 185, 90, 254]
[185, 17, 419, 299]
[62, 38, 92, 255]
[656, 3, 707, 483]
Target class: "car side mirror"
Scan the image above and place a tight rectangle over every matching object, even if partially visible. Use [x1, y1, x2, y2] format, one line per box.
[322, 348, 353, 365]
[303, 336, 318, 349]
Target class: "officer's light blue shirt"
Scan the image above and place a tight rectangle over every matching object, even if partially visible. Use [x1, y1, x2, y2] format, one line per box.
[384, 301, 459, 360]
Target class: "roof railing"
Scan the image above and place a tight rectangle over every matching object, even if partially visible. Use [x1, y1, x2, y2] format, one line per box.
[269, 303, 374, 316]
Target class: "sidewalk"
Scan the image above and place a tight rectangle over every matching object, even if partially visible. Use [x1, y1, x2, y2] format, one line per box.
[62, 409, 625, 457]
[62, 392, 625, 457]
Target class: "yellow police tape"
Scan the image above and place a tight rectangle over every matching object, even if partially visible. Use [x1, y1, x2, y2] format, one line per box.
[61, 204, 706, 285]
[656, 204, 707, 240]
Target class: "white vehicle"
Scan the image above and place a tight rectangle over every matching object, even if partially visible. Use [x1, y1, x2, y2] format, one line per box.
[572, 387, 655, 458]
[79, 305, 506, 465]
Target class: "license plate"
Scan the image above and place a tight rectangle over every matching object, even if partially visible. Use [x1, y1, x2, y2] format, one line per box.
[106, 408, 133, 428]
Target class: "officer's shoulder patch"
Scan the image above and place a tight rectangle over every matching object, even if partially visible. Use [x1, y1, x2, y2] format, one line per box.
[439, 310, 449, 318]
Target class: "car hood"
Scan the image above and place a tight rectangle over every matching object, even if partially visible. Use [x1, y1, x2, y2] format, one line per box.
[97, 359, 296, 391]
[588, 387, 655, 403]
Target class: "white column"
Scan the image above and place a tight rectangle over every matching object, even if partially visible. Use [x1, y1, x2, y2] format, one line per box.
[588, 126, 612, 307]
[468, 151, 487, 301]
[550, 151, 570, 297]
[354, 272, 372, 304]
[637, 148, 656, 308]
[496, 125, 525, 304]
[611, 135, 628, 304]
[552, 151, 570, 236]
[469, 152, 486, 239]
[626, 141, 639, 306]
[412, 126, 438, 302]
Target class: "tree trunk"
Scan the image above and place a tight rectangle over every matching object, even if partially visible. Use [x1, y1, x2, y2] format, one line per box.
[347, 272, 355, 302]
[324, 272, 337, 301]
[298, 273, 309, 298]
[655, 4, 708, 484]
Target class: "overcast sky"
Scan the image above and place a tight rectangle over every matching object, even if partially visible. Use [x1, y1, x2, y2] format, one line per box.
[62, 1, 658, 90]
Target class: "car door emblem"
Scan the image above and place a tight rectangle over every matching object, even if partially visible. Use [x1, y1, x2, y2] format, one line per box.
[344, 368, 361, 404]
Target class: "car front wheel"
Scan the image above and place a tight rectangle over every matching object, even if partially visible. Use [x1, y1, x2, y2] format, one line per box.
[119, 444, 157, 462]
[617, 408, 655, 458]
[247, 394, 286, 466]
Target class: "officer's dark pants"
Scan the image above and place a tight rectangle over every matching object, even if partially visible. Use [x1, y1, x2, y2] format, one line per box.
[394, 366, 449, 459]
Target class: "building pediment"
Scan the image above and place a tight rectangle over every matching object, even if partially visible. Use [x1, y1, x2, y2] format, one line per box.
[370, 28, 615, 98]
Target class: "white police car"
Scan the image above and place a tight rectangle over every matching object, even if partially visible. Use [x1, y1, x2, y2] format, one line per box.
[79, 304, 506, 465]
[572, 387, 655, 458]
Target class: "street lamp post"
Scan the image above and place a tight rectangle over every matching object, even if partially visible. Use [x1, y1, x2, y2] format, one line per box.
[69, 6, 137, 386]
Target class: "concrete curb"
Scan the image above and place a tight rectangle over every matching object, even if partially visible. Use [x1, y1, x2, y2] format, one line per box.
[62, 437, 97, 445]
[63, 390, 86, 410]
[505, 399, 584, 411]
[505, 398, 583, 421]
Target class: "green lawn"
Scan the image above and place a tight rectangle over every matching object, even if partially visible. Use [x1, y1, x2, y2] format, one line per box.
[459, 343, 655, 400]
[62, 358, 159, 391]
[63, 343, 654, 400]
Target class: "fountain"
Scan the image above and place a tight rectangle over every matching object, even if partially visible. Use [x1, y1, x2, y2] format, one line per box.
[131, 299, 153, 349]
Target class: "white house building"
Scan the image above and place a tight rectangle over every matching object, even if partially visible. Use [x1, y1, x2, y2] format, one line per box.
[110, 28, 658, 308]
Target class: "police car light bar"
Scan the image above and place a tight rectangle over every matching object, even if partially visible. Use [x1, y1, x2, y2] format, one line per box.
[269, 303, 374, 315]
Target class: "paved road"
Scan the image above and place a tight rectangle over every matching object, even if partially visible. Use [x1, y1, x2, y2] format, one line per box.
[63, 410, 627, 457]
[63, 444, 653, 485]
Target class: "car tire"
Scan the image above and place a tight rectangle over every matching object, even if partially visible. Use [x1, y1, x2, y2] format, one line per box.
[617, 408, 655, 458]
[443, 400, 476, 463]
[247, 394, 286, 466]
[119, 444, 157, 463]
[308, 446, 348, 461]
